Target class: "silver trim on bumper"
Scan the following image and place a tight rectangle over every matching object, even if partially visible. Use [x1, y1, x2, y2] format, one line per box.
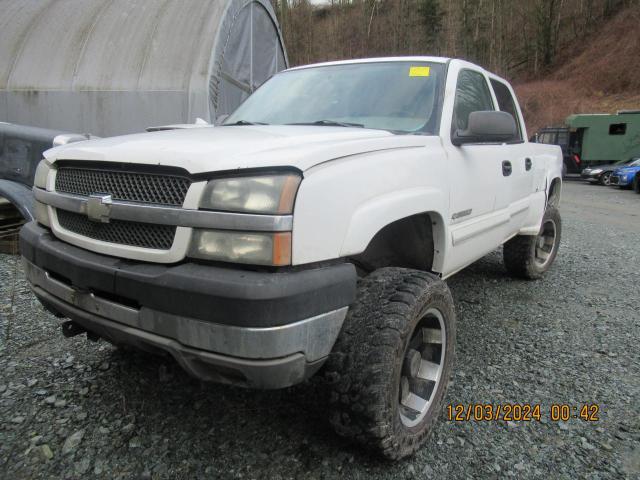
[33, 188, 294, 232]
[23, 259, 347, 362]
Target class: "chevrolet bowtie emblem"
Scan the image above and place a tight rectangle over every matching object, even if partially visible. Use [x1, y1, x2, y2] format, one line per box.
[86, 194, 113, 223]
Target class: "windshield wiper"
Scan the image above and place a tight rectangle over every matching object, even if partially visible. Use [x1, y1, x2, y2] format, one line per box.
[287, 120, 365, 128]
[225, 120, 269, 126]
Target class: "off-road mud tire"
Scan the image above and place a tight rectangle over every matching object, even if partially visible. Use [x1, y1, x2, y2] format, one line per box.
[503, 207, 561, 280]
[325, 268, 456, 460]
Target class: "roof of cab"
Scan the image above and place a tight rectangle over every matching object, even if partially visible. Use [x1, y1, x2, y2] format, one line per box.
[286, 56, 452, 71]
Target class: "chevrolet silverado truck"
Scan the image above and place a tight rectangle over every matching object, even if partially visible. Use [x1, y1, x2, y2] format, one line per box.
[20, 57, 562, 459]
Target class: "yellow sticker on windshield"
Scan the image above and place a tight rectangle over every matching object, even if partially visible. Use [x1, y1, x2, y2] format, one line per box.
[409, 66, 431, 77]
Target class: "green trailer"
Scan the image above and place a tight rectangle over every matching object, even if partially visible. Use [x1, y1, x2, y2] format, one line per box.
[566, 111, 640, 167]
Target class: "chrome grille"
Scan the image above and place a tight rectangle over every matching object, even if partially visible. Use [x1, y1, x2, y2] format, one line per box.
[57, 210, 176, 250]
[55, 167, 191, 206]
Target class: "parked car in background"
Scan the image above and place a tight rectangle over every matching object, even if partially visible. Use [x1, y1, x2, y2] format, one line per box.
[610, 158, 640, 189]
[581, 157, 639, 185]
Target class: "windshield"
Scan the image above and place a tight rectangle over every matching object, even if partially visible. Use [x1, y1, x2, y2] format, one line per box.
[629, 158, 640, 166]
[225, 62, 445, 134]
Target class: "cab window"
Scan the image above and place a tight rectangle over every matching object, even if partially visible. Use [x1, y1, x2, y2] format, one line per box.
[451, 69, 495, 135]
[490, 79, 523, 141]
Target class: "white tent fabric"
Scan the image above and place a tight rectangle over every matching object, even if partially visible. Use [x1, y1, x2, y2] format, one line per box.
[0, 0, 288, 137]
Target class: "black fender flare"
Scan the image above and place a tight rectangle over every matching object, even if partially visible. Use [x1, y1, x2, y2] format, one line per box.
[0, 180, 34, 220]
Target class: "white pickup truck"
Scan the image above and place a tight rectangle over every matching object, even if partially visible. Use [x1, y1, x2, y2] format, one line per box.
[21, 57, 562, 459]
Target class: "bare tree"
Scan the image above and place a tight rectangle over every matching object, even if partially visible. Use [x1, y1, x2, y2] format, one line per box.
[273, 0, 634, 77]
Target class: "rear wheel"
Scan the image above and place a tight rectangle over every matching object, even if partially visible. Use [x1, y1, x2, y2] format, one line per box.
[600, 171, 612, 186]
[503, 207, 561, 280]
[325, 268, 455, 460]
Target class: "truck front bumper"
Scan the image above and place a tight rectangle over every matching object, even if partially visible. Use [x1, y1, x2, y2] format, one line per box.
[20, 222, 356, 389]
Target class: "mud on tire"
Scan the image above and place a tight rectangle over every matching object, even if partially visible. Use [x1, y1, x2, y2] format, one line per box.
[325, 268, 456, 460]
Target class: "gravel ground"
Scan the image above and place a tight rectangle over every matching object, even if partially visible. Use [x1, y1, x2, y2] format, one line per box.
[1, 181, 639, 479]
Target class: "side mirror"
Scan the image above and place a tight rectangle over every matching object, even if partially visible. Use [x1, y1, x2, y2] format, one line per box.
[452, 111, 517, 146]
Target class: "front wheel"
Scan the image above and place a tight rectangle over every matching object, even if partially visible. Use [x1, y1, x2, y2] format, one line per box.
[599, 171, 612, 186]
[503, 207, 561, 280]
[325, 268, 455, 460]
[633, 174, 640, 193]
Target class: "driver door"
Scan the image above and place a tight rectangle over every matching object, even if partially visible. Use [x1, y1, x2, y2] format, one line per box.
[443, 68, 510, 275]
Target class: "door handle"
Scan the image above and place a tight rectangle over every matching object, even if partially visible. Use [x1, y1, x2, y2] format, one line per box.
[502, 160, 512, 176]
[525, 157, 532, 171]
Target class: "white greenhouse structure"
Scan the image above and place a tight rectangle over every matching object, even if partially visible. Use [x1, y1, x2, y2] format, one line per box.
[0, 0, 288, 137]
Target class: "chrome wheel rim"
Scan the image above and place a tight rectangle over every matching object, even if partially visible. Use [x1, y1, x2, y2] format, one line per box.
[602, 172, 611, 185]
[534, 219, 557, 268]
[399, 308, 446, 428]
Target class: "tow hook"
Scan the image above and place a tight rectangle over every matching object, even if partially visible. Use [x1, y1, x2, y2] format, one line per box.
[61, 321, 100, 341]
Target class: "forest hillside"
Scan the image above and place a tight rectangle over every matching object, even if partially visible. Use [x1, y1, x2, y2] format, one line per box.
[515, 3, 640, 133]
[273, 0, 640, 135]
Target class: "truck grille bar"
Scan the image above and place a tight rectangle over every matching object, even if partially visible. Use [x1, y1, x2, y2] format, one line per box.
[51, 164, 190, 251]
[34, 188, 293, 232]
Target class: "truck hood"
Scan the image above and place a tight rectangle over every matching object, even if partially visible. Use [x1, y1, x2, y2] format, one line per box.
[44, 125, 427, 173]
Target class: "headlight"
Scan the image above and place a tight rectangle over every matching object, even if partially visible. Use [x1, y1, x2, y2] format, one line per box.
[590, 169, 603, 174]
[199, 173, 301, 214]
[33, 201, 50, 227]
[189, 230, 291, 266]
[34, 160, 51, 189]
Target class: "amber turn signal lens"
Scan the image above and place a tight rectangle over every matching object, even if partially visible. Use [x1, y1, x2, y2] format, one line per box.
[272, 232, 292, 266]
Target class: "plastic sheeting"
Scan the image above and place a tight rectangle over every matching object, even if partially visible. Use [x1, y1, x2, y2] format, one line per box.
[0, 0, 287, 137]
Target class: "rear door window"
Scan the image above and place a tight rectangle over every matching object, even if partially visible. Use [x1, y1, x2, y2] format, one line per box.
[490, 79, 523, 141]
